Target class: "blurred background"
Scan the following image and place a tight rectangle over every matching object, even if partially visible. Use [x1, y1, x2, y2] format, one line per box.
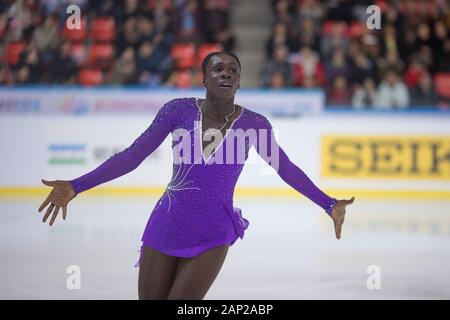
[0, 0, 449, 299]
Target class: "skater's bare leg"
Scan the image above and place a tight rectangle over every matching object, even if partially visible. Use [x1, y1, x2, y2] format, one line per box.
[167, 244, 229, 300]
[138, 245, 178, 300]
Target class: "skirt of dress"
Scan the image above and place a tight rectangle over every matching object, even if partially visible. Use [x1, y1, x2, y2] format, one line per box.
[134, 205, 249, 267]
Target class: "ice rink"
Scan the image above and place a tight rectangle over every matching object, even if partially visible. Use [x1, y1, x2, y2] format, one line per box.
[1, 195, 449, 299]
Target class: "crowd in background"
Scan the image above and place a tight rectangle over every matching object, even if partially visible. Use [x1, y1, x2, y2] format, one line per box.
[0, 0, 234, 87]
[1, 0, 450, 109]
[264, 0, 450, 109]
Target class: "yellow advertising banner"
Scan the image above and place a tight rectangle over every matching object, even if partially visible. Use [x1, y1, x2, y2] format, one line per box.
[321, 135, 450, 180]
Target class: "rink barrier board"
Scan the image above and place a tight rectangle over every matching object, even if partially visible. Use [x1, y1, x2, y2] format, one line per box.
[1, 187, 450, 200]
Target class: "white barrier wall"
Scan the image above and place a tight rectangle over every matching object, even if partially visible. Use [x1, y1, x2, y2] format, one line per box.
[0, 87, 324, 116]
[0, 88, 449, 198]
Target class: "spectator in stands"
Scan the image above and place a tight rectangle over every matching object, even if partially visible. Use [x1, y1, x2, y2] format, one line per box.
[32, 14, 59, 65]
[94, 0, 121, 18]
[400, 25, 418, 63]
[431, 19, 450, 72]
[0, 65, 13, 85]
[378, 50, 405, 77]
[382, 4, 403, 32]
[327, 75, 351, 106]
[352, 76, 377, 109]
[124, 0, 140, 20]
[117, 17, 140, 56]
[416, 22, 432, 49]
[4, 0, 32, 42]
[202, 0, 231, 44]
[152, 3, 172, 34]
[270, 70, 286, 89]
[138, 71, 162, 87]
[361, 34, 382, 82]
[416, 45, 434, 71]
[293, 0, 324, 33]
[137, 15, 156, 44]
[18, 43, 41, 83]
[32, 14, 58, 52]
[261, 44, 293, 87]
[1, 0, 449, 95]
[405, 56, 426, 89]
[410, 71, 438, 108]
[51, 41, 77, 84]
[375, 69, 410, 109]
[289, 46, 324, 87]
[350, 51, 376, 86]
[302, 75, 317, 88]
[108, 46, 136, 85]
[289, 18, 320, 53]
[213, 28, 235, 52]
[324, 48, 349, 83]
[347, 39, 361, 63]
[379, 24, 400, 58]
[320, 20, 349, 59]
[174, 0, 201, 43]
[136, 41, 159, 73]
[266, 21, 290, 58]
[272, 0, 296, 26]
[15, 65, 31, 84]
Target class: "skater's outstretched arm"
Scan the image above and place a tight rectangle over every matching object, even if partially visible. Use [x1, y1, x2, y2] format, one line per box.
[38, 99, 182, 226]
[69, 99, 182, 195]
[252, 114, 355, 239]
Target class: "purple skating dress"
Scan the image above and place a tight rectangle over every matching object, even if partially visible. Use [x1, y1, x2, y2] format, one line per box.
[69, 97, 336, 266]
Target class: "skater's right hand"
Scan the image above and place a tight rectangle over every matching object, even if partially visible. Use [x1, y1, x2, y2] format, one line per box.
[38, 179, 77, 226]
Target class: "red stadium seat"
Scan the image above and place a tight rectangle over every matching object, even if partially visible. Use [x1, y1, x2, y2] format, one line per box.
[89, 44, 113, 69]
[170, 43, 196, 70]
[146, 0, 172, 11]
[91, 17, 116, 43]
[63, 16, 88, 42]
[399, 0, 436, 17]
[348, 21, 365, 38]
[374, 0, 388, 12]
[435, 72, 450, 98]
[78, 68, 103, 86]
[6, 41, 27, 65]
[176, 70, 193, 88]
[322, 20, 335, 36]
[322, 20, 348, 38]
[197, 43, 224, 68]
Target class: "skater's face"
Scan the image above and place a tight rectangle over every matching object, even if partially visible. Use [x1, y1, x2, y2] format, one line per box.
[203, 53, 241, 98]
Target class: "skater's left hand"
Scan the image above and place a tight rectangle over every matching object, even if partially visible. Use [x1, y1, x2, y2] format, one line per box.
[330, 196, 355, 240]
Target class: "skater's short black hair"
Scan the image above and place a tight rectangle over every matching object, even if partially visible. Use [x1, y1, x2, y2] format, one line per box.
[201, 51, 241, 76]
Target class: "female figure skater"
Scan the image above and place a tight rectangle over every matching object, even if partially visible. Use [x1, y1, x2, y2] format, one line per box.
[38, 51, 355, 300]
